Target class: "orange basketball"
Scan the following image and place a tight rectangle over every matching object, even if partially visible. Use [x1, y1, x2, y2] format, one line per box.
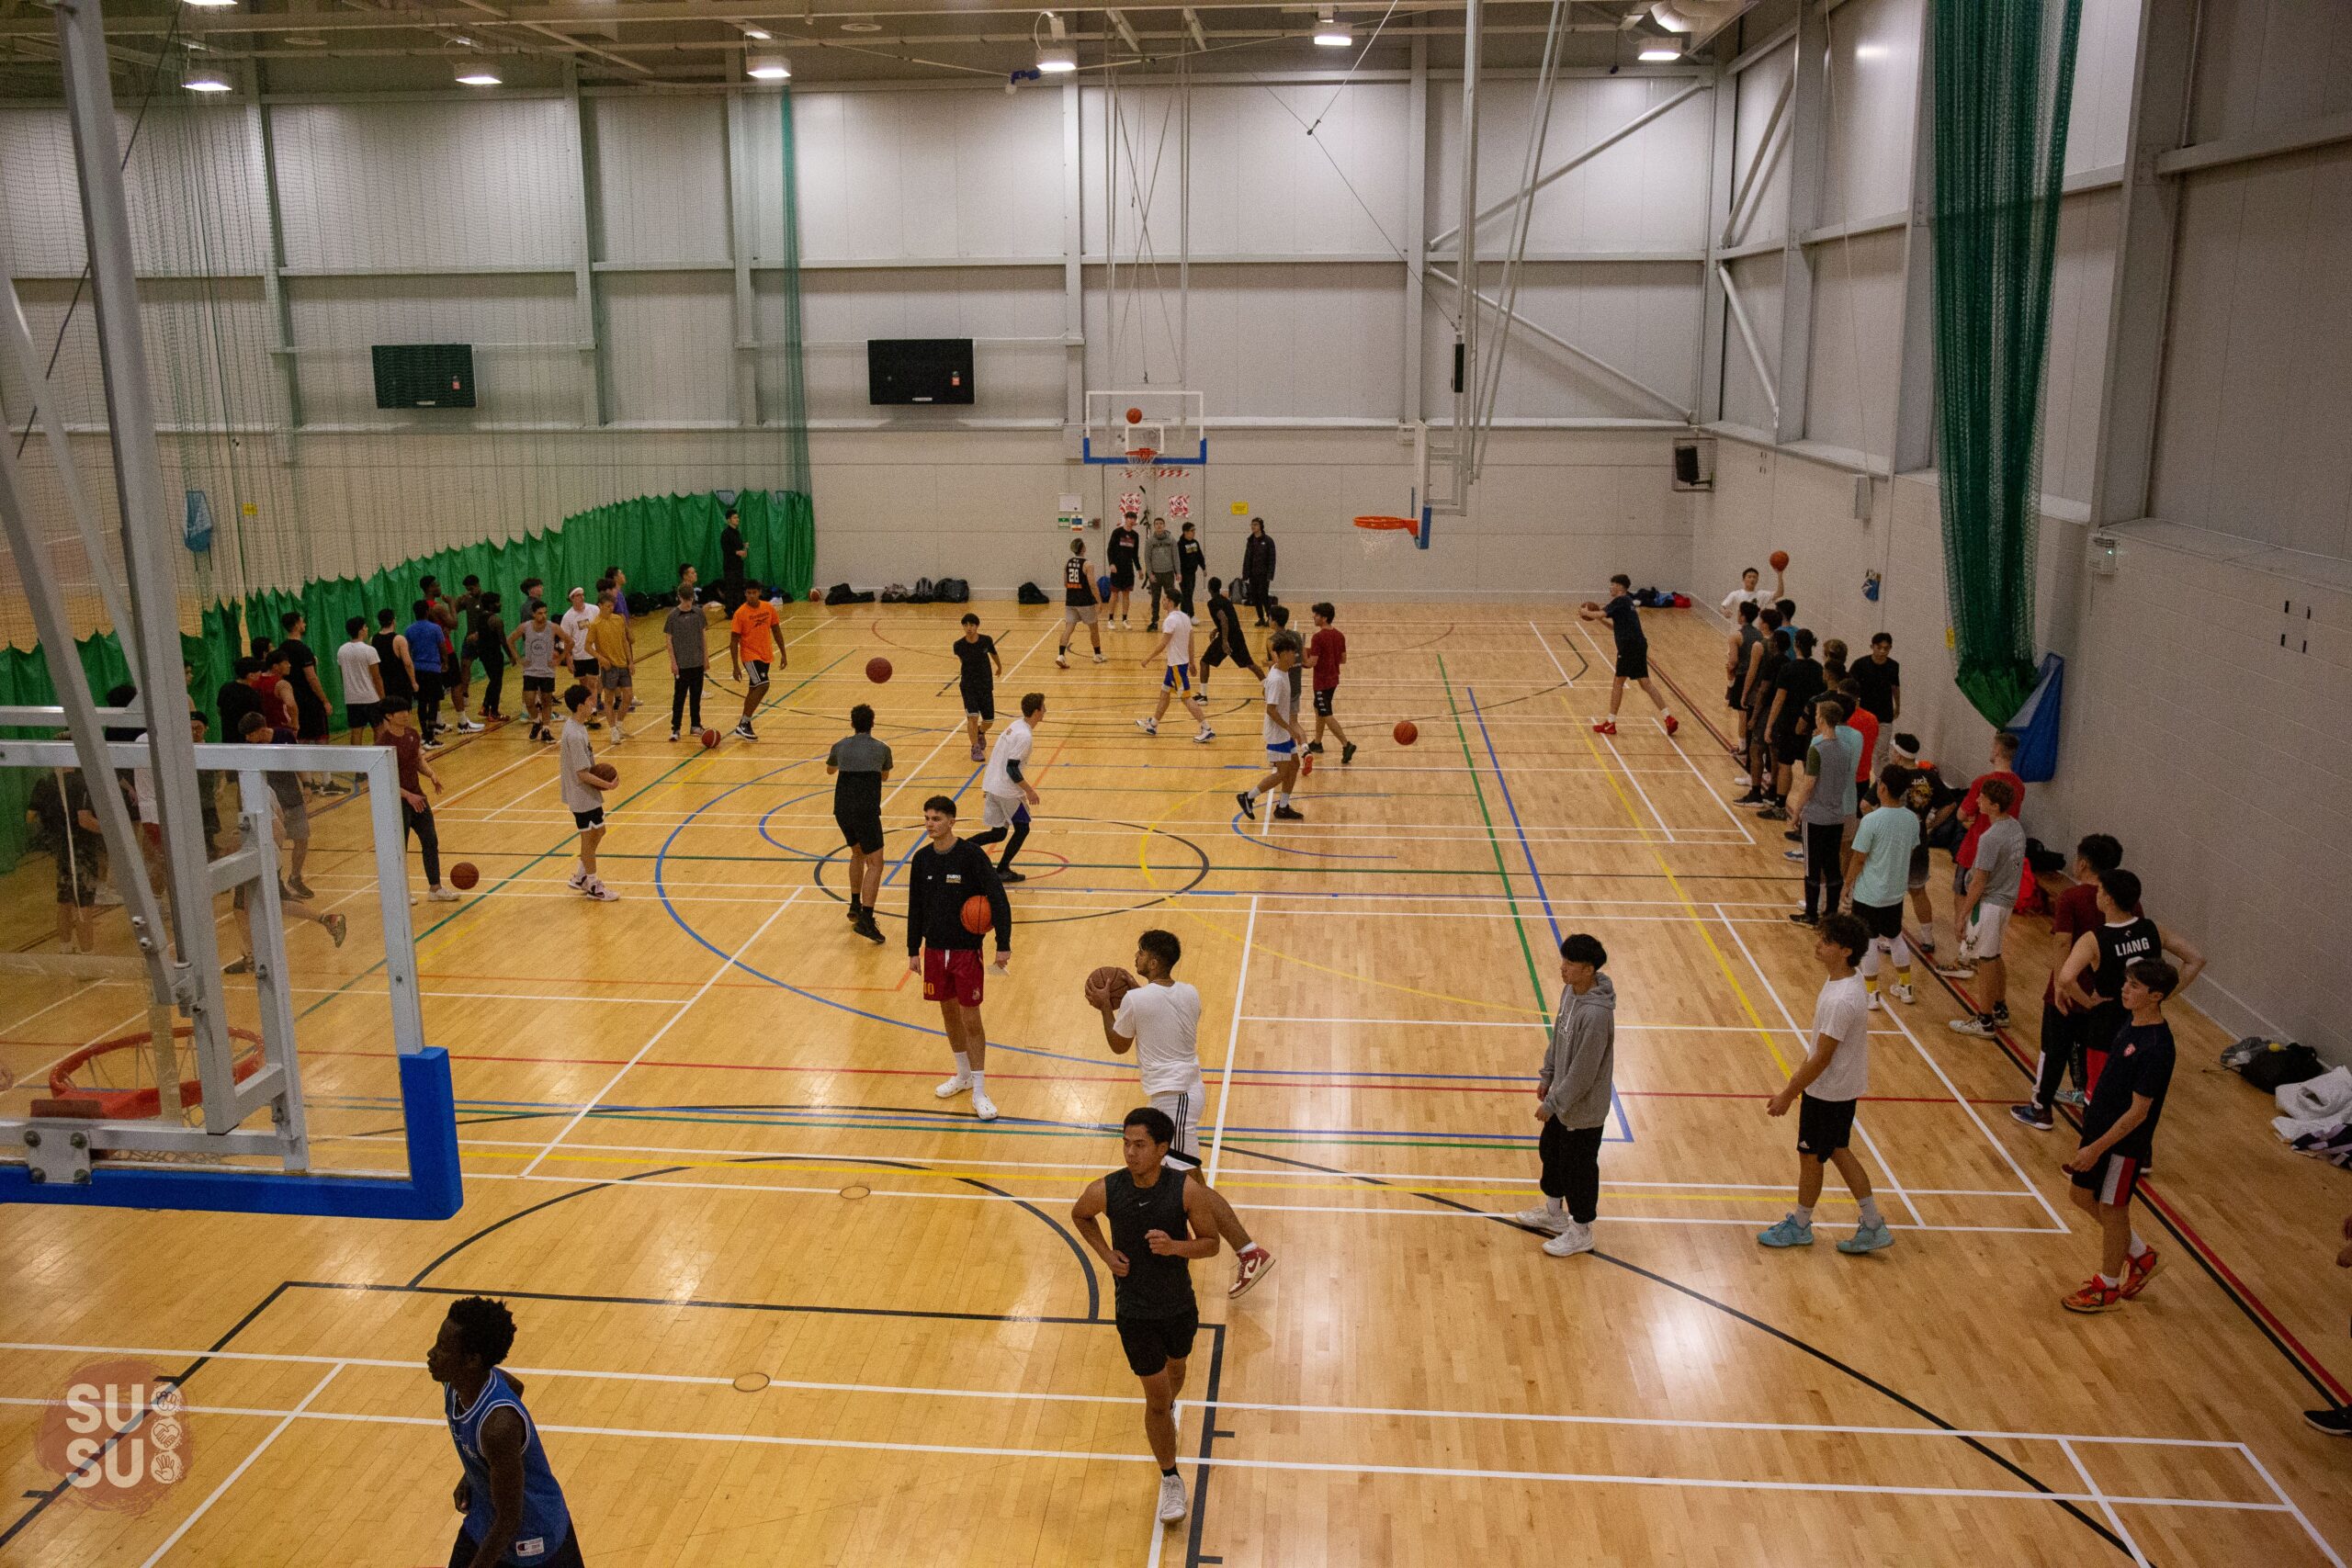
[808, 587, 821, 602]
[700, 728, 721, 749]
[448, 862, 479, 890]
[1085, 964, 1137, 1011]
[589, 761, 617, 784]
[960, 895, 992, 935]
[1393, 720, 1419, 746]
[1125, 406, 1143, 424]
[866, 657, 893, 683]
[1769, 548, 1791, 570]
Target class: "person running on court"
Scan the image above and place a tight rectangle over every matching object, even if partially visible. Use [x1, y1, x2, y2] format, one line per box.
[378, 697, 459, 905]
[1107, 513, 1140, 627]
[727, 581, 782, 741]
[1945, 776, 2023, 1036]
[1304, 601, 1355, 764]
[587, 584, 634, 741]
[1758, 912, 1893, 1256]
[2059, 959, 2180, 1314]
[2008, 835, 2125, 1127]
[1577, 574, 1677, 736]
[1135, 595, 1213, 743]
[1177, 520, 1204, 614]
[1069, 1108, 1224, 1529]
[1198, 577, 1261, 698]
[1514, 931, 1616, 1258]
[908, 795, 1012, 1121]
[558, 684, 619, 902]
[557, 587, 601, 726]
[1237, 633, 1308, 823]
[826, 704, 892, 945]
[1055, 538, 1107, 669]
[2025, 867, 2204, 1125]
[1094, 929, 1278, 1296]
[968, 693, 1045, 880]
[508, 598, 564, 744]
[1842, 765, 1921, 1008]
[954, 613, 1002, 762]
[663, 585, 707, 741]
[430, 1295, 582, 1568]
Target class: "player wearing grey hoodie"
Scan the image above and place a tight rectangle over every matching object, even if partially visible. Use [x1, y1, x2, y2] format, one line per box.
[1517, 933, 1616, 1258]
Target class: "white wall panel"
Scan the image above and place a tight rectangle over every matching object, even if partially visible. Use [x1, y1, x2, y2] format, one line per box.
[0, 278, 280, 432]
[2152, 146, 2352, 558]
[783, 88, 1064, 263]
[286, 273, 581, 426]
[1091, 263, 1403, 420]
[1427, 76, 1713, 255]
[590, 96, 729, 265]
[1426, 263, 1700, 421]
[1802, 227, 1903, 459]
[603, 273, 734, 424]
[272, 100, 578, 273]
[0, 105, 270, 279]
[2188, 0, 2352, 146]
[2039, 188, 2118, 506]
[1818, 0, 1922, 226]
[2066, 0, 2143, 174]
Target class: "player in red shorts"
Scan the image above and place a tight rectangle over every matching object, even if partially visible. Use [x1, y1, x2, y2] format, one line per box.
[907, 795, 1012, 1121]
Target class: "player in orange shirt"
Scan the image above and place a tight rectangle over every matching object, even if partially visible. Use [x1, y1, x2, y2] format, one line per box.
[727, 582, 784, 741]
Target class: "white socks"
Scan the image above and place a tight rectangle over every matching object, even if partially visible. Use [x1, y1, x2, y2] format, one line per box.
[969, 1069, 986, 1096]
[1857, 1197, 1883, 1229]
[1545, 1196, 1566, 1218]
[952, 1051, 972, 1082]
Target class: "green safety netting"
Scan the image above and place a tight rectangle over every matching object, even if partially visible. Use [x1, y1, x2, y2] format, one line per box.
[1930, 0, 2080, 727]
[0, 491, 811, 871]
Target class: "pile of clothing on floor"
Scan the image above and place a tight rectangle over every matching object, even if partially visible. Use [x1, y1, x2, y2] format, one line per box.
[2271, 1063, 2352, 1168]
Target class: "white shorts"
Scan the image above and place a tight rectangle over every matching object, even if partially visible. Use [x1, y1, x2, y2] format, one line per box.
[1150, 1082, 1208, 1167]
[1964, 899, 2012, 957]
[1265, 738, 1296, 766]
[981, 792, 1027, 830]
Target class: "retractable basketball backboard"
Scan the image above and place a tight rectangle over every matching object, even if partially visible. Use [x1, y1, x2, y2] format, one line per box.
[1081, 389, 1210, 536]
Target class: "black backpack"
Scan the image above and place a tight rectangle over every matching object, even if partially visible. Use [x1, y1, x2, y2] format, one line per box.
[936, 578, 970, 604]
[824, 582, 872, 606]
[2235, 1041, 2324, 1093]
[910, 577, 936, 604]
[1017, 581, 1049, 605]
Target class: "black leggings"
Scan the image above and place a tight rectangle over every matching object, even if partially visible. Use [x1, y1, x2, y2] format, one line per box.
[969, 818, 1030, 868]
[1802, 819, 1845, 918]
[476, 653, 504, 716]
[2031, 997, 2083, 1108]
[403, 801, 441, 888]
[414, 672, 445, 742]
[1539, 1119, 1604, 1224]
[672, 669, 706, 731]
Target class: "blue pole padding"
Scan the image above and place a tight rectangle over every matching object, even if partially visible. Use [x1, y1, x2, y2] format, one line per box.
[0, 1047, 464, 1220]
[2006, 652, 2065, 784]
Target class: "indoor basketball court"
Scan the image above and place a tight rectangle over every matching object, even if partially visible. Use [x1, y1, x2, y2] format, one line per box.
[3, 1, 2349, 1565]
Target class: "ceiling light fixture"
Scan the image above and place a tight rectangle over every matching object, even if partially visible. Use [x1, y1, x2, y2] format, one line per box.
[1636, 43, 1680, 61]
[182, 65, 232, 91]
[747, 52, 791, 80]
[839, 20, 881, 31]
[455, 62, 502, 85]
[741, 24, 772, 40]
[1313, 8, 1350, 46]
[1035, 10, 1076, 73]
[181, 0, 239, 10]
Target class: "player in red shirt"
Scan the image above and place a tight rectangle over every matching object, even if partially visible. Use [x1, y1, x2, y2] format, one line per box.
[1951, 730, 2024, 960]
[1305, 602, 1355, 766]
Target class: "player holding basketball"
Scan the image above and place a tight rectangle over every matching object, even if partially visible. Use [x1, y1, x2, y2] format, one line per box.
[1236, 634, 1308, 823]
[727, 581, 782, 741]
[1577, 574, 1678, 736]
[1055, 538, 1106, 669]
[1135, 596, 1213, 743]
[429, 1295, 583, 1568]
[1093, 929, 1277, 1298]
[558, 684, 619, 902]
[908, 795, 1012, 1121]
[1070, 1108, 1223, 1528]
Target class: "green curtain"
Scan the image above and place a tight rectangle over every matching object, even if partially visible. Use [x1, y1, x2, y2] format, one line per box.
[1930, 0, 2080, 726]
[0, 491, 813, 872]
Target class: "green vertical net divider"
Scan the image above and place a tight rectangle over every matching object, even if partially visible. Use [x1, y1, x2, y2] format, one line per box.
[772, 87, 817, 599]
[1929, 0, 2081, 726]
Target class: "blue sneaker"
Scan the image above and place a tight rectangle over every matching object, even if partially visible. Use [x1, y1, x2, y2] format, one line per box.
[1757, 1215, 1815, 1248]
[1837, 1222, 1894, 1255]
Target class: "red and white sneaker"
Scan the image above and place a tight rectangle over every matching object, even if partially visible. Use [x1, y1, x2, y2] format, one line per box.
[2061, 1276, 2122, 1314]
[1228, 1243, 1276, 1299]
[1662, 714, 1679, 736]
[2120, 1247, 2162, 1300]
[1591, 719, 1618, 736]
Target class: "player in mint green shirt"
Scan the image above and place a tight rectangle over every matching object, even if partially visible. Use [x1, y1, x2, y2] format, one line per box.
[1843, 765, 1922, 1009]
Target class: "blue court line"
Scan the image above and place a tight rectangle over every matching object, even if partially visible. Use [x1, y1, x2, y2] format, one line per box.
[751, 788, 834, 859]
[1466, 686, 1563, 946]
[878, 762, 983, 888]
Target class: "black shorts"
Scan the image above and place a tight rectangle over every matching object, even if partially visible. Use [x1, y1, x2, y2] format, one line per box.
[1312, 686, 1337, 717]
[449, 1526, 582, 1568]
[1853, 897, 1905, 941]
[1796, 1093, 1858, 1158]
[1773, 729, 1808, 767]
[56, 852, 99, 909]
[524, 675, 556, 695]
[961, 685, 995, 723]
[1115, 1308, 1200, 1378]
[835, 807, 884, 855]
[1111, 565, 1136, 591]
[574, 657, 600, 682]
[345, 702, 379, 731]
[1615, 647, 1649, 681]
[572, 807, 605, 830]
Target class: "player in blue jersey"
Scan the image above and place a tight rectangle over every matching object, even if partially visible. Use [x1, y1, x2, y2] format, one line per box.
[429, 1296, 582, 1567]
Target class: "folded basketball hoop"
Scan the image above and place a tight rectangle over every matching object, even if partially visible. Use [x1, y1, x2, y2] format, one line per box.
[44, 1024, 265, 1119]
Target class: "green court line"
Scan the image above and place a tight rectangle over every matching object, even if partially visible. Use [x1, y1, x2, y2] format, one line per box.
[1440, 655, 1552, 1025]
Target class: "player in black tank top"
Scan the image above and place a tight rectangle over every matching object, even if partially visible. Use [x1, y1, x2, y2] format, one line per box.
[1071, 1108, 1223, 1528]
[2056, 868, 2206, 1096]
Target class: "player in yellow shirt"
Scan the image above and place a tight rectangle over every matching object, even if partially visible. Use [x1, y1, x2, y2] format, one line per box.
[587, 586, 636, 742]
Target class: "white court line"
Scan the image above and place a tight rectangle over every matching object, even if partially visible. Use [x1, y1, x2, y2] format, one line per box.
[516, 885, 807, 1179]
[2235, 1442, 2351, 1568]
[432, 744, 550, 809]
[1710, 905, 1925, 1229]
[1600, 727, 1678, 843]
[1204, 892, 1259, 1184]
[136, 1363, 342, 1568]
[1656, 699, 1760, 844]
[2061, 1438, 2152, 1567]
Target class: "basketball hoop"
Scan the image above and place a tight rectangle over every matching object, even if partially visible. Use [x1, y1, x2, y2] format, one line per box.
[1354, 513, 1421, 562]
[1352, 515, 1419, 532]
[42, 1025, 265, 1120]
[1125, 447, 1157, 466]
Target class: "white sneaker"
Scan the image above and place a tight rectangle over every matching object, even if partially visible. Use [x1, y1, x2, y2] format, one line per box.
[1055, 653, 1069, 669]
[934, 1075, 972, 1100]
[1889, 983, 1917, 1006]
[611, 728, 626, 745]
[1136, 718, 1157, 735]
[458, 718, 483, 733]
[1091, 651, 1107, 664]
[1867, 990, 1883, 1011]
[426, 885, 460, 903]
[584, 879, 619, 903]
[1193, 728, 1214, 743]
[1156, 1472, 1187, 1525]
[971, 1091, 1000, 1122]
[1512, 1204, 1568, 1235]
[1543, 1221, 1595, 1258]
[568, 869, 590, 890]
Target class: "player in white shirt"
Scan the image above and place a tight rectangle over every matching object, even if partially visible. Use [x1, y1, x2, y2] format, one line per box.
[558, 587, 603, 722]
[1235, 633, 1308, 824]
[1719, 561, 1786, 617]
[1757, 912, 1893, 1255]
[1134, 604, 1213, 743]
[967, 691, 1044, 882]
[1095, 928, 1278, 1299]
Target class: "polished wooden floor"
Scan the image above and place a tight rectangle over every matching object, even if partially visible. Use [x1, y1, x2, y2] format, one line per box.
[1, 602, 2346, 1566]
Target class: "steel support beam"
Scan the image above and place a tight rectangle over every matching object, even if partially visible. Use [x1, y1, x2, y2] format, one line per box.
[723, 82, 760, 426]
[1888, 1, 1938, 474]
[564, 61, 605, 426]
[1720, 66, 1792, 249]
[2089, 0, 2198, 530]
[1717, 262, 1777, 427]
[1427, 79, 1710, 252]
[1771, 0, 1826, 445]
[1401, 34, 1428, 428]
[1429, 266, 1689, 421]
[1060, 77, 1085, 432]
[1695, 59, 1736, 424]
